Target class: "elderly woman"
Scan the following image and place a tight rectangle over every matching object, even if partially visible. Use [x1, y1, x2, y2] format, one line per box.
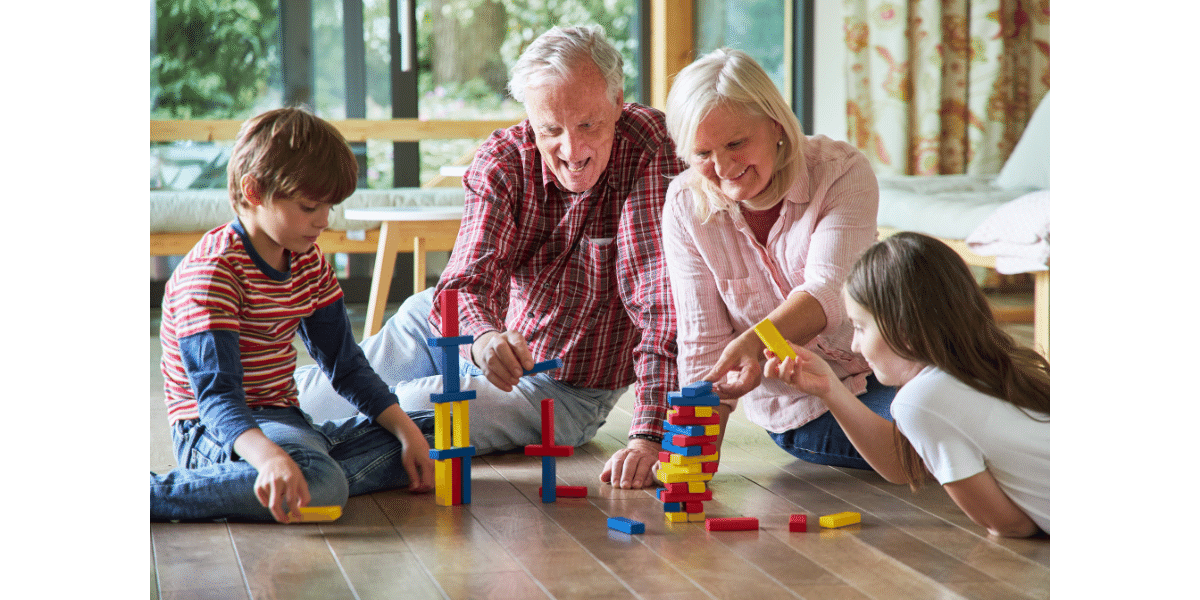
[662, 48, 895, 469]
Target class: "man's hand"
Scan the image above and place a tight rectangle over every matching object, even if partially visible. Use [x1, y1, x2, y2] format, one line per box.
[600, 438, 661, 489]
[471, 330, 535, 392]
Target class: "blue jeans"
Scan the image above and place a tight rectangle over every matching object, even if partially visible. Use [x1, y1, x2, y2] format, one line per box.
[294, 288, 627, 454]
[767, 374, 896, 470]
[150, 406, 435, 522]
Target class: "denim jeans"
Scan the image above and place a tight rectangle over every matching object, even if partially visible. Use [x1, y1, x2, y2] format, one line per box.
[150, 406, 435, 522]
[767, 374, 896, 470]
[294, 288, 627, 454]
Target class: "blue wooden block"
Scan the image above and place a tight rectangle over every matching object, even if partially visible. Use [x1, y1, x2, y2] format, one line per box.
[681, 381, 713, 397]
[429, 446, 477, 460]
[541, 456, 556, 503]
[663, 422, 707, 437]
[429, 390, 476, 404]
[661, 439, 706, 456]
[461, 455, 472, 504]
[662, 502, 682, 512]
[523, 357, 563, 377]
[441, 347, 460, 394]
[667, 391, 719, 407]
[607, 516, 645, 535]
[426, 335, 475, 347]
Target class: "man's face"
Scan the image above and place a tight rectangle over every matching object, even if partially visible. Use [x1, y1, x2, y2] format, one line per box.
[524, 61, 623, 193]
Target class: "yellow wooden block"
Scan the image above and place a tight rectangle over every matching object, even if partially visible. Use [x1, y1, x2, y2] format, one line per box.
[753, 317, 797, 359]
[656, 471, 715, 484]
[665, 511, 689, 523]
[687, 511, 706, 522]
[452, 400, 470, 447]
[434, 403, 452, 450]
[667, 451, 719, 465]
[687, 481, 707, 493]
[434, 459, 455, 506]
[703, 424, 720, 436]
[659, 463, 705, 476]
[819, 511, 861, 528]
[668, 406, 714, 419]
[288, 505, 342, 522]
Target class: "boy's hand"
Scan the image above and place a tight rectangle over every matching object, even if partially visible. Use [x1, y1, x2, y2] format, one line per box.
[401, 432, 436, 494]
[471, 331, 535, 392]
[763, 343, 835, 397]
[253, 452, 312, 523]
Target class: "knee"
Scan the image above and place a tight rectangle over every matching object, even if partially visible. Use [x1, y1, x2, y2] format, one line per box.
[285, 446, 349, 507]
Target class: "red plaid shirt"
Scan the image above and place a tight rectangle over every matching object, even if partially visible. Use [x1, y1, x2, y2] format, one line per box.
[431, 103, 685, 438]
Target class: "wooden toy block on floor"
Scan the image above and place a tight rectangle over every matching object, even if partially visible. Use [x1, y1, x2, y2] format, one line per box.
[607, 516, 645, 534]
[705, 517, 759, 532]
[819, 511, 861, 528]
[753, 317, 797, 360]
[789, 514, 807, 532]
[540, 485, 588, 498]
[287, 505, 342, 523]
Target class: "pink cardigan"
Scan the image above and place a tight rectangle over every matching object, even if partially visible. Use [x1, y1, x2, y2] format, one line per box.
[662, 135, 879, 433]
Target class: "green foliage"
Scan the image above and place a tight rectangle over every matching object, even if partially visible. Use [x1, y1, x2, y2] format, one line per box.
[151, 0, 279, 119]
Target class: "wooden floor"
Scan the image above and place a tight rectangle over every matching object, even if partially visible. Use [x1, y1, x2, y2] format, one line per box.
[150, 305, 1047, 600]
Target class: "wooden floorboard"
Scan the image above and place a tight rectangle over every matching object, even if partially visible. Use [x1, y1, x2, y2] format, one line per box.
[149, 305, 1050, 599]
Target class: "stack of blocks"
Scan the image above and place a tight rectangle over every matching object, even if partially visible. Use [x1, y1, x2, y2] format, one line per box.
[656, 380, 720, 523]
[525, 397, 575, 502]
[428, 290, 477, 506]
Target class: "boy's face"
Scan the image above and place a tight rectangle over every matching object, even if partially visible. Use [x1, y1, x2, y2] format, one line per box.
[242, 191, 333, 263]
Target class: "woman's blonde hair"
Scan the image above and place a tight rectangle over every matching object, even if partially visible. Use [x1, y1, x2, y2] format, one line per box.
[665, 48, 803, 221]
[845, 232, 1051, 488]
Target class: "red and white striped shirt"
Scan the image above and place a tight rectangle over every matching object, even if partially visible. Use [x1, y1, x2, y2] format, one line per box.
[160, 222, 343, 425]
[433, 103, 686, 437]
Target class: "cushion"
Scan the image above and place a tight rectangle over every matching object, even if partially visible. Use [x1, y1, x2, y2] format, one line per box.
[993, 91, 1050, 190]
[875, 174, 1029, 240]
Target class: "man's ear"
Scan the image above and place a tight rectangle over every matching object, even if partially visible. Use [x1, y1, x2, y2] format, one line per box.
[240, 174, 262, 206]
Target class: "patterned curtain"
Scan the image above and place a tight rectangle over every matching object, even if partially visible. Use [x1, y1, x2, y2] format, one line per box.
[844, 0, 1049, 176]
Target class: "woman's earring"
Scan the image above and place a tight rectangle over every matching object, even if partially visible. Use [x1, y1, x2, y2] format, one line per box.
[777, 139, 784, 147]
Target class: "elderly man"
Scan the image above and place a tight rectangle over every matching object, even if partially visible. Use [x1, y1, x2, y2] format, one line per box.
[295, 25, 684, 489]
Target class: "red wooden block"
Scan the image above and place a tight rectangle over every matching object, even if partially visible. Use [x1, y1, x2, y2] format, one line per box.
[705, 517, 759, 532]
[441, 289, 458, 338]
[671, 434, 719, 446]
[540, 485, 588, 498]
[658, 489, 713, 503]
[541, 399, 555, 446]
[524, 444, 574, 457]
[667, 413, 721, 426]
[658, 451, 673, 463]
[789, 514, 807, 532]
[664, 482, 693, 493]
[683, 502, 705, 514]
[701, 461, 719, 473]
[451, 457, 462, 505]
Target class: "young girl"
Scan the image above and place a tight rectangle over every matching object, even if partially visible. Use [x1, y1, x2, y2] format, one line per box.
[764, 232, 1049, 537]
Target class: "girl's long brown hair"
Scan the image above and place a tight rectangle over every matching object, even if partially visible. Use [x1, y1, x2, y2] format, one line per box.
[844, 232, 1050, 488]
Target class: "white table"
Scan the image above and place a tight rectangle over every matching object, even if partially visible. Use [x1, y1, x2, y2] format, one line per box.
[343, 206, 464, 339]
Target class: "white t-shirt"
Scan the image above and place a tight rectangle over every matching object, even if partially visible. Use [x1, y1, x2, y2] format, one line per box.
[891, 366, 1050, 533]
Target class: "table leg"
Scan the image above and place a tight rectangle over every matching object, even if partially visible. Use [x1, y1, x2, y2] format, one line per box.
[364, 221, 404, 339]
[1033, 270, 1050, 360]
[413, 236, 426, 296]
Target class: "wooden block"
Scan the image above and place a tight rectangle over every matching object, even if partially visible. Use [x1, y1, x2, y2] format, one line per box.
[429, 390, 476, 404]
[705, 517, 759, 532]
[524, 444, 574, 457]
[752, 317, 797, 359]
[819, 511, 861, 529]
[667, 390, 720, 407]
[541, 398, 555, 446]
[655, 470, 714, 484]
[607, 517, 645, 534]
[671, 434, 719, 446]
[681, 380, 713, 396]
[540, 485, 588, 498]
[541, 456, 556, 503]
[658, 489, 713, 503]
[434, 459, 455, 506]
[452, 400, 470, 448]
[661, 440, 716, 456]
[665, 511, 689, 523]
[683, 502, 705, 514]
[451, 457, 462, 505]
[789, 514, 807, 532]
[440, 289, 458, 337]
[669, 405, 714, 418]
[428, 446, 476, 460]
[658, 462, 706, 476]
[658, 450, 719, 465]
[287, 505, 342, 523]
[662, 502, 682, 512]
[434, 403, 452, 450]
[667, 412, 721, 426]
[687, 511, 706, 522]
[460, 455, 472, 505]
[522, 358, 563, 376]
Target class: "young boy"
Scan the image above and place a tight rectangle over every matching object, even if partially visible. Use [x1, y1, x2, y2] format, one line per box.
[151, 107, 435, 523]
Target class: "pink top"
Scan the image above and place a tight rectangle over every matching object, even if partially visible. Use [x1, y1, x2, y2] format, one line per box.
[662, 135, 880, 433]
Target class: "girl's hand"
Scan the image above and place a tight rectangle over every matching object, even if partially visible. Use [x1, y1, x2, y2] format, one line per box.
[703, 334, 765, 399]
[763, 342, 836, 397]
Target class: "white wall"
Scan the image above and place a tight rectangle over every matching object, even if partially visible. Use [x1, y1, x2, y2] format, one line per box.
[812, 0, 848, 141]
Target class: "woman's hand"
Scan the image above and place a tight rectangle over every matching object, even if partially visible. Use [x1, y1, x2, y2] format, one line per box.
[703, 333, 765, 399]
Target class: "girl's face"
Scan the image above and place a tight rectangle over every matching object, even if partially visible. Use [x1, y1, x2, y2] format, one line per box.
[843, 290, 926, 387]
[689, 103, 781, 202]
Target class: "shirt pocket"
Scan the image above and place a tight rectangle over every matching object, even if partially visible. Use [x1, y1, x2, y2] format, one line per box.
[561, 235, 618, 309]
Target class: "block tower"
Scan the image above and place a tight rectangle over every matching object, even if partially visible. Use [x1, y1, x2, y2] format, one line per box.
[428, 289, 476, 506]
[656, 380, 720, 522]
[525, 397, 576, 502]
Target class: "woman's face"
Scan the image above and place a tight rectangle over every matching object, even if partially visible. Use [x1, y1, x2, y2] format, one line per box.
[689, 103, 781, 202]
[843, 290, 926, 387]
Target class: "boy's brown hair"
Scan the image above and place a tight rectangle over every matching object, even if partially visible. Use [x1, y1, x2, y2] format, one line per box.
[227, 107, 359, 213]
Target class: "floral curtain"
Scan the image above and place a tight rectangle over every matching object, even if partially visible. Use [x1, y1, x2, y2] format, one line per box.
[844, 0, 1049, 176]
